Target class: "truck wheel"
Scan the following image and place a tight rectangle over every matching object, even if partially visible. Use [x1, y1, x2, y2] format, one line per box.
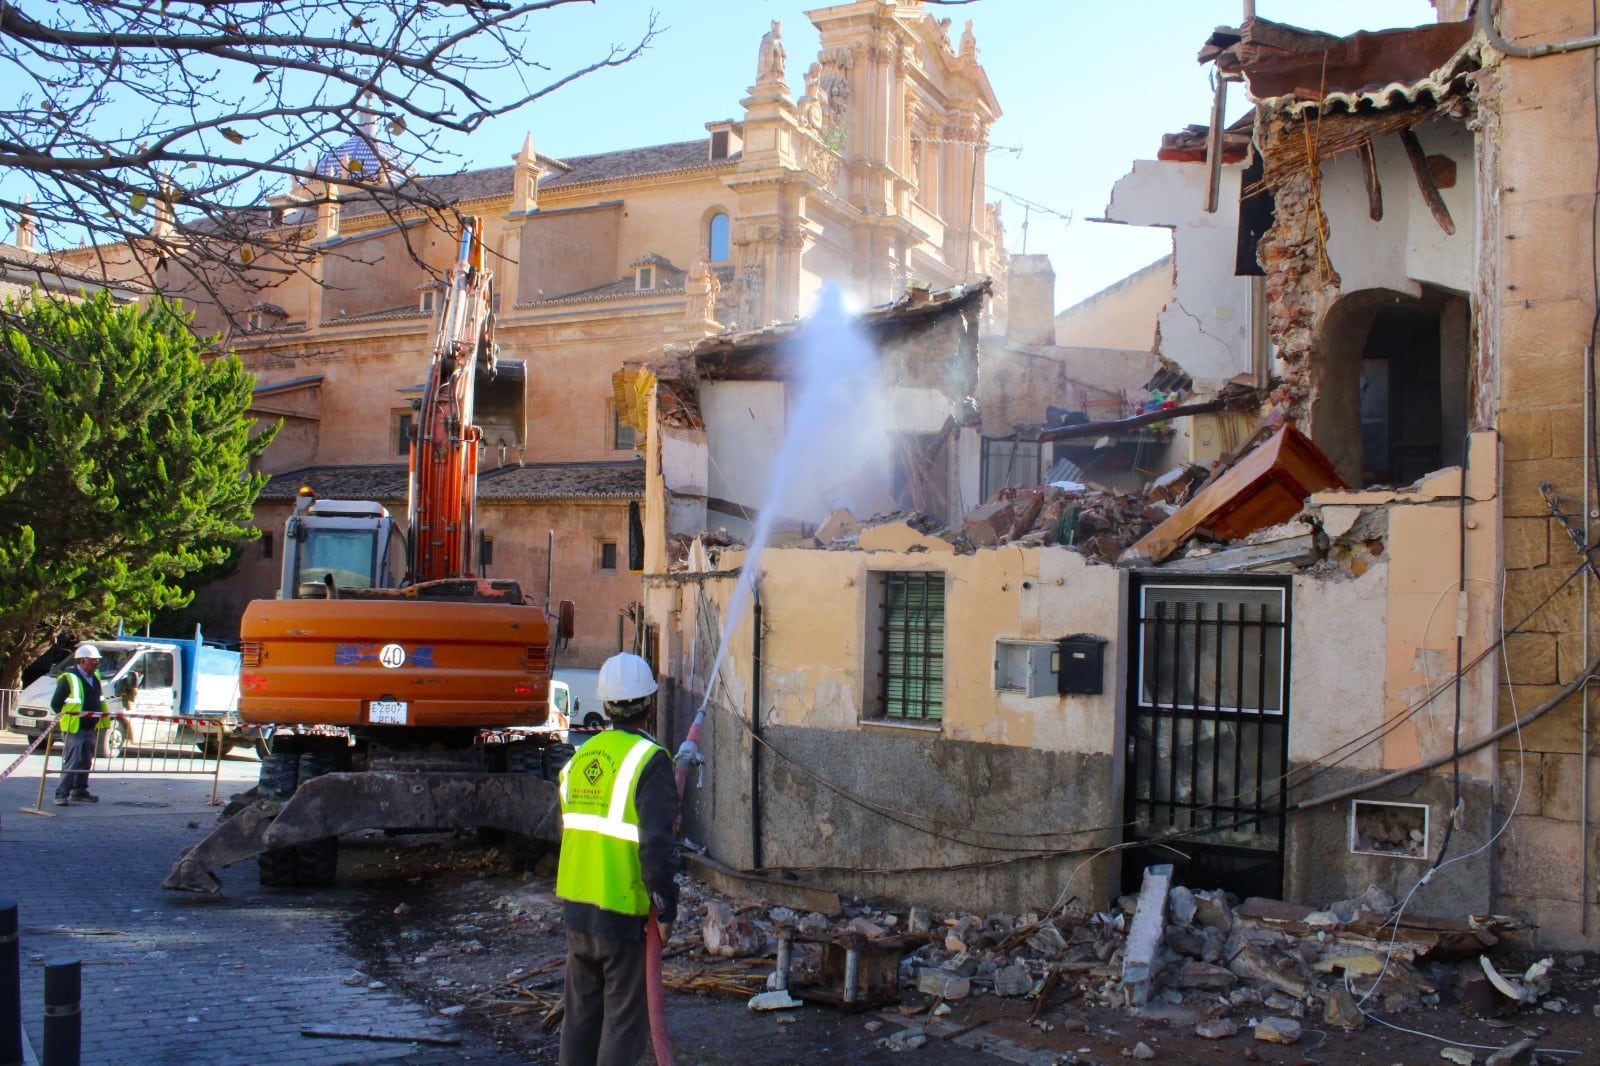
[540, 742, 575, 782]
[294, 752, 340, 887]
[98, 719, 131, 760]
[503, 742, 544, 872]
[256, 751, 299, 888]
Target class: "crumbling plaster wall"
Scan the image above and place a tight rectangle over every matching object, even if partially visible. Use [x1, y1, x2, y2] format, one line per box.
[1258, 113, 1475, 425]
[654, 540, 1124, 912]
[1106, 158, 1256, 390]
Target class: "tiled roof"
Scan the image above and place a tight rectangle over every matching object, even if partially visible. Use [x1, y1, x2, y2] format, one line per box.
[1202, 18, 1480, 115]
[477, 460, 643, 501]
[0, 242, 149, 296]
[253, 374, 324, 397]
[259, 464, 408, 502]
[340, 139, 726, 222]
[259, 460, 642, 504]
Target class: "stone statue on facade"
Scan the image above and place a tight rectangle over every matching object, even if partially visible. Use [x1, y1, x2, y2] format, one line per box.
[685, 255, 722, 326]
[798, 63, 826, 131]
[960, 20, 978, 61]
[757, 21, 786, 87]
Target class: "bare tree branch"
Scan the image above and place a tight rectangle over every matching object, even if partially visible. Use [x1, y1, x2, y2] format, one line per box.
[0, 0, 658, 346]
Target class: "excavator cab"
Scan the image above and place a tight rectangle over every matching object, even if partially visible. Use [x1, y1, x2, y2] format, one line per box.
[280, 491, 400, 598]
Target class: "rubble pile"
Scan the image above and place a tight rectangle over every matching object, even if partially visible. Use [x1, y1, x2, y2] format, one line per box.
[677, 874, 1584, 1058]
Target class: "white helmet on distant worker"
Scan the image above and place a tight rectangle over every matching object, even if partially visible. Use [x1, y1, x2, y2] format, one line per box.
[595, 652, 658, 704]
[73, 643, 101, 660]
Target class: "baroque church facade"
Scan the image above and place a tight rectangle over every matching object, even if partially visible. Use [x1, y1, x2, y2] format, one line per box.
[179, 0, 1006, 666]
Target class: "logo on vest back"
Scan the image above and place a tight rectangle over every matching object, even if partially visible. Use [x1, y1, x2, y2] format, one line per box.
[583, 758, 604, 785]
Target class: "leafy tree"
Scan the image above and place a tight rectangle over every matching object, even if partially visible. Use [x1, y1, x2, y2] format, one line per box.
[0, 1, 655, 336]
[0, 290, 272, 687]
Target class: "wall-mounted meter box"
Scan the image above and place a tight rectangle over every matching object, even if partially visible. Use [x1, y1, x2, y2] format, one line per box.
[1056, 634, 1107, 695]
[994, 640, 1059, 697]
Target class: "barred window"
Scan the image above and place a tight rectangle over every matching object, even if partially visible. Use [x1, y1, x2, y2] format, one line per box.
[876, 572, 945, 721]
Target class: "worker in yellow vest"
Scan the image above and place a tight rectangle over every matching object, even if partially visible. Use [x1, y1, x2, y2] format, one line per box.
[555, 652, 679, 1066]
[52, 643, 110, 805]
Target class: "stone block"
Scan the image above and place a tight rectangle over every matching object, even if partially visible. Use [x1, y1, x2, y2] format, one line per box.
[1537, 753, 1600, 824]
[1497, 814, 1591, 903]
[1500, 686, 1587, 754]
[1556, 629, 1595, 684]
[1503, 350, 1589, 411]
[1547, 405, 1594, 459]
[1497, 409, 1553, 462]
[1502, 457, 1586, 518]
[1502, 195, 1597, 304]
[1502, 518, 1549, 571]
[916, 967, 970, 1001]
[1504, 631, 1559, 685]
[1502, 99, 1598, 200]
[1499, 751, 1543, 819]
[1495, 893, 1600, 952]
[1502, 566, 1582, 631]
[1501, 299, 1593, 368]
[1500, 4, 1597, 55]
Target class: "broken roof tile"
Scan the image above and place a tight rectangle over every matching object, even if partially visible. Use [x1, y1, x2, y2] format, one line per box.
[1204, 17, 1480, 116]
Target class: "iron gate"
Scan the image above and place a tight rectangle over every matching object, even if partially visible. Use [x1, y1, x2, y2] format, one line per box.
[1121, 575, 1291, 899]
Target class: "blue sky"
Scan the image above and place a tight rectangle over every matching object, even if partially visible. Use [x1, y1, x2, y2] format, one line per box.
[447, 0, 1440, 311]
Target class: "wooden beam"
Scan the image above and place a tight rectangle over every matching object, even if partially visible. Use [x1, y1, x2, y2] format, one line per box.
[1037, 397, 1232, 443]
[1357, 139, 1383, 221]
[1399, 129, 1454, 235]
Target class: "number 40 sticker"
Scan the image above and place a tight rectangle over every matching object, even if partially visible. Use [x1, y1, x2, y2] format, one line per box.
[379, 644, 407, 669]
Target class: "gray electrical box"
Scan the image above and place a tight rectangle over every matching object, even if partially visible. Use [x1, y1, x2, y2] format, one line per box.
[995, 640, 1059, 697]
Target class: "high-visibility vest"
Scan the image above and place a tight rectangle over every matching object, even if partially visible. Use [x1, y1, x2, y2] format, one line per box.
[555, 730, 664, 917]
[59, 669, 108, 734]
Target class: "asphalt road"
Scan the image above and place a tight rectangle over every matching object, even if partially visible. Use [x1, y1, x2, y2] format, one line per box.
[0, 729, 526, 1066]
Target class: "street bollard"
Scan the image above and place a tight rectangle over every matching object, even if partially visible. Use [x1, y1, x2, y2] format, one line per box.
[41, 959, 79, 1066]
[0, 900, 19, 1066]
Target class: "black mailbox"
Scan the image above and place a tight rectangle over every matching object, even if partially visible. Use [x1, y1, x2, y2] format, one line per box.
[1056, 634, 1107, 695]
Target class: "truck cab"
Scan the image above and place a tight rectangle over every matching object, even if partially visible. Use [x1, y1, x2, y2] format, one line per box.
[10, 629, 249, 756]
[281, 491, 404, 598]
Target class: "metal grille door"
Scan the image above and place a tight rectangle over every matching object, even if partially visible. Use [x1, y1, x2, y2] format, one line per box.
[1122, 576, 1291, 899]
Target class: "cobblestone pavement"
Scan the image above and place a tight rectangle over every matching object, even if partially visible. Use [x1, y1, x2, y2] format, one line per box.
[0, 730, 528, 1066]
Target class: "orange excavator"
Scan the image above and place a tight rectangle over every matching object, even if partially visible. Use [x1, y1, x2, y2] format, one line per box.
[166, 217, 575, 892]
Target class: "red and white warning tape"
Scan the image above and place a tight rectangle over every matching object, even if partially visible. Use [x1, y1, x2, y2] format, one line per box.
[0, 715, 59, 782]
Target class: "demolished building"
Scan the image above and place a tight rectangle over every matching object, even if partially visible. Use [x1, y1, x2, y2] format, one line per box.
[626, 3, 1600, 955]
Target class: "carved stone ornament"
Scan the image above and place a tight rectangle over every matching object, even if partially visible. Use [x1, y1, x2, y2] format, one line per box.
[798, 63, 826, 131]
[805, 140, 840, 185]
[736, 260, 764, 327]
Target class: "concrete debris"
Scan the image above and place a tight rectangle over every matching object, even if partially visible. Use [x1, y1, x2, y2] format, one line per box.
[1121, 863, 1173, 1006]
[1194, 1017, 1240, 1039]
[1483, 1037, 1536, 1066]
[1252, 1016, 1302, 1044]
[993, 963, 1031, 997]
[917, 967, 971, 1001]
[880, 1029, 928, 1052]
[1129, 1040, 1157, 1059]
[747, 990, 802, 1011]
[1439, 1049, 1475, 1065]
[702, 901, 766, 958]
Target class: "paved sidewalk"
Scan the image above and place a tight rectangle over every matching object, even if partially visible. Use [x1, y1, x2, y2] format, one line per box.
[0, 731, 529, 1065]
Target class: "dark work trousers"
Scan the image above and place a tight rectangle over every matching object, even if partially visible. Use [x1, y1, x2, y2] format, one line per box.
[55, 729, 96, 798]
[559, 930, 649, 1066]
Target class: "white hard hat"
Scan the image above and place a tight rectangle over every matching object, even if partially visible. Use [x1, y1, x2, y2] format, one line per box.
[73, 643, 101, 660]
[595, 652, 658, 703]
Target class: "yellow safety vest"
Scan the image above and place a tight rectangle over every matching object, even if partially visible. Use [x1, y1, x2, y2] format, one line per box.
[555, 730, 664, 917]
[59, 669, 108, 734]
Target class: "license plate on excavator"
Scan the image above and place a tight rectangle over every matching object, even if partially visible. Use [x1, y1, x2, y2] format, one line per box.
[369, 700, 407, 725]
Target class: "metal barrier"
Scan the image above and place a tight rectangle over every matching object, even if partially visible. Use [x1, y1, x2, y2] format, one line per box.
[20, 713, 226, 815]
[0, 689, 18, 733]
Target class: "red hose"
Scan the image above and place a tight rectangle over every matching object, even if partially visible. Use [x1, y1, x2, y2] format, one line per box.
[645, 906, 676, 1066]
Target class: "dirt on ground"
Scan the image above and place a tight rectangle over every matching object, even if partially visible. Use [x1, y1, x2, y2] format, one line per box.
[334, 834, 1600, 1065]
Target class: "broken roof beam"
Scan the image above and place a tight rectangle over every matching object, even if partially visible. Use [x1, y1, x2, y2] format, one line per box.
[1038, 396, 1233, 443]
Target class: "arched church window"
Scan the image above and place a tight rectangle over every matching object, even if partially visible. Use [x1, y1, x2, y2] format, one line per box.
[708, 212, 730, 263]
